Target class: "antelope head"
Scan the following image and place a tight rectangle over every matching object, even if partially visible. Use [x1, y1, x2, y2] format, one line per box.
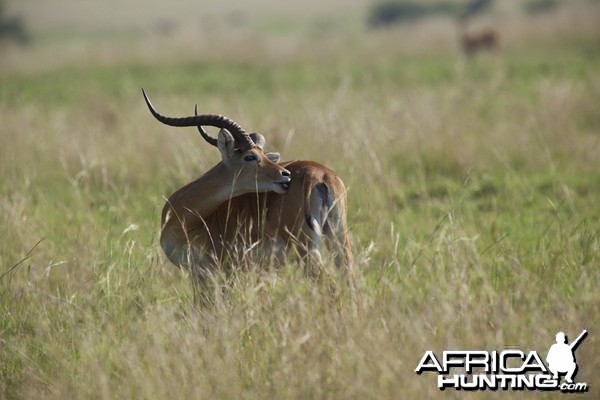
[142, 89, 291, 194]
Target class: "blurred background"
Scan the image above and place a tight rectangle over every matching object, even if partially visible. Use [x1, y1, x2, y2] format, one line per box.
[2, 0, 599, 73]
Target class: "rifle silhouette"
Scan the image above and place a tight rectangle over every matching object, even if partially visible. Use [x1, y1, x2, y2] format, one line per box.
[569, 330, 588, 351]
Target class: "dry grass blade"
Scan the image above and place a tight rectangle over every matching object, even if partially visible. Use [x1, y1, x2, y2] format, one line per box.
[0, 238, 44, 281]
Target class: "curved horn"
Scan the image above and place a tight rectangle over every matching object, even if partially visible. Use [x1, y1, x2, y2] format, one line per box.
[142, 89, 254, 149]
[194, 104, 218, 147]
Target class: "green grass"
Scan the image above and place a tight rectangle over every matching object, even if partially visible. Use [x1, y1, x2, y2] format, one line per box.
[1, 3, 600, 398]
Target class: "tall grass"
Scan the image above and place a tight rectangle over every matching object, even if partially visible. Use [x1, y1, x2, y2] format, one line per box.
[1, 1, 599, 398]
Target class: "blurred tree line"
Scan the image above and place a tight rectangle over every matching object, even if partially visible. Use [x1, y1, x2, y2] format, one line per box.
[523, 0, 559, 15]
[367, 0, 494, 27]
[0, 0, 29, 44]
[368, 0, 561, 27]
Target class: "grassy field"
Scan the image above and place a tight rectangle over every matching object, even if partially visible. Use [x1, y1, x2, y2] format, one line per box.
[1, 0, 599, 398]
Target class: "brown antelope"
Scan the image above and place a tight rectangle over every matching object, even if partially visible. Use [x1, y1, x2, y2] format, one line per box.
[457, 18, 499, 56]
[142, 89, 353, 284]
[462, 29, 498, 56]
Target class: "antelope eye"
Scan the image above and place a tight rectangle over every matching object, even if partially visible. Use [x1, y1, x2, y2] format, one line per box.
[244, 155, 258, 162]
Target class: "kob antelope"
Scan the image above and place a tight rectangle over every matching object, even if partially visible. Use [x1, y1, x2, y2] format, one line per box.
[142, 89, 353, 283]
[457, 18, 499, 56]
[460, 27, 499, 56]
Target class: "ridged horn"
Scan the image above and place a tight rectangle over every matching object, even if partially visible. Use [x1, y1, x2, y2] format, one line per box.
[194, 104, 217, 147]
[142, 88, 254, 149]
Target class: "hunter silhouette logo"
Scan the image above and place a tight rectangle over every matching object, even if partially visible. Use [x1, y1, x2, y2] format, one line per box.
[546, 330, 587, 384]
[415, 329, 589, 392]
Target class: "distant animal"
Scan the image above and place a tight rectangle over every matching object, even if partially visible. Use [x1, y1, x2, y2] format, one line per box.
[461, 29, 498, 55]
[457, 18, 499, 56]
[142, 89, 353, 286]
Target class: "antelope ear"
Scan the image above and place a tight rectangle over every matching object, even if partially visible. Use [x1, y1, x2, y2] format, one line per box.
[217, 129, 236, 161]
[250, 132, 266, 150]
[265, 152, 280, 163]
